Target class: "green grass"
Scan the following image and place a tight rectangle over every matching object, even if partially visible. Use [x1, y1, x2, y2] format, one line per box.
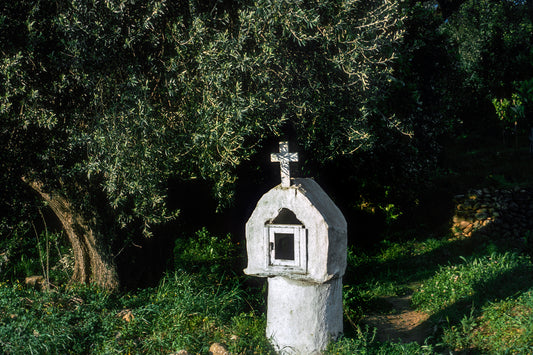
[0, 272, 273, 354]
[3, 201, 533, 355]
[440, 290, 533, 354]
[326, 326, 434, 355]
[0, 282, 116, 354]
[342, 208, 533, 353]
[409, 251, 533, 353]
[0, 228, 275, 354]
[2, 227, 533, 354]
[464, 290, 533, 353]
[0, 227, 442, 354]
[412, 252, 533, 314]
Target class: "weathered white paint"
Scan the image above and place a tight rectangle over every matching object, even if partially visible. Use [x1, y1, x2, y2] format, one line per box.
[266, 276, 343, 354]
[244, 178, 347, 283]
[270, 141, 299, 188]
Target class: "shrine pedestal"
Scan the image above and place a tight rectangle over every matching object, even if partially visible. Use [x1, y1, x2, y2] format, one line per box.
[266, 276, 343, 354]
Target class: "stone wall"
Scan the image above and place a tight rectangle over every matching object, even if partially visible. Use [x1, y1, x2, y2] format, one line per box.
[452, 187, 533, 240]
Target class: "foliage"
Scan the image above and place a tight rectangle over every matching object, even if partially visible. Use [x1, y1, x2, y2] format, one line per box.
[492, 94, 524, 125]
[99, 271, 253, 354]
[0, 219, 71, 284]
[492, 77, 533, 137]
[0, 282, 117, 354]
[342, 161, 533, 354]
[174, 227, 239, 275]
[0, 0, 404, 233]
[516, 77, 533, 105]
[440, 289, 533, 353]
[443, 0, 533, 108]
[319, 1, 462, 228]
[445, 288, 533, 353]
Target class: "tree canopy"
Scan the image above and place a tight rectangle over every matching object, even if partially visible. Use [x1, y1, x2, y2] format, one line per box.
[2, 0, 532, 290]
[1, 0, 405, 289]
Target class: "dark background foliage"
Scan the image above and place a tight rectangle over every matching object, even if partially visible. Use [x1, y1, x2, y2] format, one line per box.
[1, 0, 532, 288]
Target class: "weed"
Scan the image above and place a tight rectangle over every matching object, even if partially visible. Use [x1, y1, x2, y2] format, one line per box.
[443, 289, 533, 353]
[0, 271, 273, 354]
[412, 252, 533, 314]
[0, 282, 117, 354]
[326, 325, 434, 354]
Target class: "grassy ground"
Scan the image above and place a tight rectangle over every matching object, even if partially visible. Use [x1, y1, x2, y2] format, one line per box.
[336, 128, 533, 353]
[1, 130, 533, 354]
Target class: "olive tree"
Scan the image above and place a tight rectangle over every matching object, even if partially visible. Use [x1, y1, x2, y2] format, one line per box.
[1, 0, 403, 290]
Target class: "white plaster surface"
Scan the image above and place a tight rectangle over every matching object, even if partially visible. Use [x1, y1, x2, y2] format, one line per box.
[270, 141, 299, 188]
[266, 276, 343, 354]
[244, 178, 347, 283]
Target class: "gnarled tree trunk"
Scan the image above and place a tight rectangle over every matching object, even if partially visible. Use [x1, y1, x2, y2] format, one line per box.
[25, 179, 119, 292]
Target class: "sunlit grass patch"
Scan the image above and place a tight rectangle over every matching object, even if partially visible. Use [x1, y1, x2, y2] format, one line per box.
[412, 252, 533, 314]
[0, 271, 273, 354]
[442, 289, 533, 353]
[99, 271, 273, 354]
[0, 282, 117, 354]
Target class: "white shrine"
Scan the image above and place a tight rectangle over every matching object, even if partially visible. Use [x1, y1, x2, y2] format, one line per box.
[245, 141, 347, 354]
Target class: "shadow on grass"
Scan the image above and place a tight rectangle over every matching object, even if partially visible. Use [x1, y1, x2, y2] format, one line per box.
[343, 204, 533, 349]
[346, 196, 533, 289]
[420, 262, 533, 353]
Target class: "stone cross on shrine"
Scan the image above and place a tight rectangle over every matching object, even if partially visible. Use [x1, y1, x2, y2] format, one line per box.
[270, 141, 298, 188]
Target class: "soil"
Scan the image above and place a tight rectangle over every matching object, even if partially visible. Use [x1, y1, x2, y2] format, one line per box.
[362, 290, 433, 344]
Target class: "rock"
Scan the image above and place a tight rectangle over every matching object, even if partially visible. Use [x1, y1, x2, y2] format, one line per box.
[25, 275, 46, 290]
[453, 215, 464, 224]
[475, 212, 488, 220]
[451, 187, 533, 241]
[117, 309, 134, 322]
[458, 221, 471, 230]
[173, 351, 191, 355]
[209, 342, 229, 355]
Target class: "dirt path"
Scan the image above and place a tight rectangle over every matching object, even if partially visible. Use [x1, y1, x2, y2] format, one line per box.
[362, 292, 432, 344]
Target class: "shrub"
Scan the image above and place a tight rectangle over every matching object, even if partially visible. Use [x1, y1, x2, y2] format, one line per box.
[174, 227, 239, 276]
